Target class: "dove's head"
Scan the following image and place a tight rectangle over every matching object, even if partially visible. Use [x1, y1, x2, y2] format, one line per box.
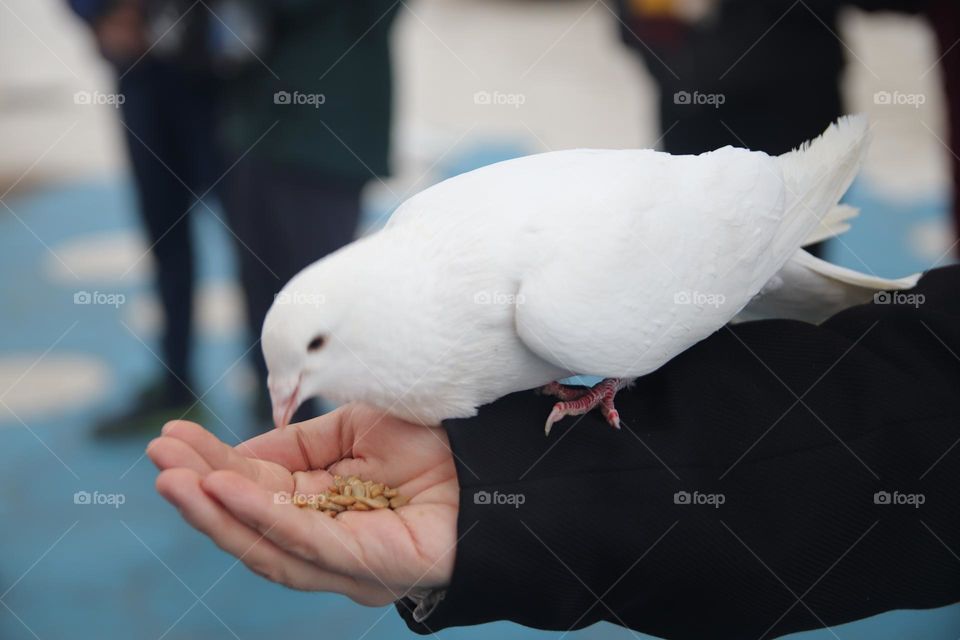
[261, 239, 392, 428]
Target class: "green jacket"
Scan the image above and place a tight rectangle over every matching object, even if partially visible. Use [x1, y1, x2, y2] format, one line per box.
[220, 0, 398, 180]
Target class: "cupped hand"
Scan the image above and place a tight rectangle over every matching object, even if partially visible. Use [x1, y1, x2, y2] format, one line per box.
[147, 403, 459, 606]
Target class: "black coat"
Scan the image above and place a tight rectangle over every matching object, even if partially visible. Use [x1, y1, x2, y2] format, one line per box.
[399, 265, 960, 639]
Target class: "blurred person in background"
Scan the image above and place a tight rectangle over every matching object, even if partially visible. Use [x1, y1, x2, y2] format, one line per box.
[924, 0, 960, 255]
[217, 1, 399, 428]
[615, 0, 851, 256]
[615, 0, 959, 258]
[68, 0, 221, 438]
[616, 1, 850, 153]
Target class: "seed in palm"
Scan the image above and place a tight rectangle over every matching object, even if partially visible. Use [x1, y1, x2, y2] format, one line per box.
[291, 475, 407, 516]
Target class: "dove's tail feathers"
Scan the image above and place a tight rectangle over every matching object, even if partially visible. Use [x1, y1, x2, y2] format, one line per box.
[803, 204, 859, 246]
[780, 249, 923, 323]
[792, 249, 922, 293]
[773, 115, 870, 259]
[793, 250, 923, 292]
[737, 249, 922, 324]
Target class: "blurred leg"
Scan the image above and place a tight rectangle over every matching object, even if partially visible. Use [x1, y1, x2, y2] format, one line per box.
[118, 60, 196, 401]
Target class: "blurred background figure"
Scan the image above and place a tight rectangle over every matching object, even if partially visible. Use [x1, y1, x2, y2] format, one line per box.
[924, 0, 960, 255]
[0, 1, 956, 638]
[217, 1, 399, 427]
[616, 0, 846, 157]
[67, 0, 221, 437]
[616, 0, 958, 258]
[614, 0, 959, 258]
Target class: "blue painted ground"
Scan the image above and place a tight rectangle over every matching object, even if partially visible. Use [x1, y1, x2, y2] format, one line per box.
[0, 146, 957, 639]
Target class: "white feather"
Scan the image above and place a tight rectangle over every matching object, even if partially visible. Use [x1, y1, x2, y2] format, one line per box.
[738, 250, 921, 324]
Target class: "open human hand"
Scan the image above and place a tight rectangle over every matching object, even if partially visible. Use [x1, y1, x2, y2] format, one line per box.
[147, 403, 459, 605]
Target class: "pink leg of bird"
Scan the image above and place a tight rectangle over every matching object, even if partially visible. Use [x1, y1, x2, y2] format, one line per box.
[540, 378, 628, 436]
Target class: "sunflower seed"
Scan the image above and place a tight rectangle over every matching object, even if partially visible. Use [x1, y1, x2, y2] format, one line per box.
[354, 495, 389, 509]
[290, 475, 407, 516]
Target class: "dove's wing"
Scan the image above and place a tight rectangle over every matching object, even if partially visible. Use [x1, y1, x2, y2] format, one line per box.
[382, 117, 865, 379]
[502, 147, 789, 378]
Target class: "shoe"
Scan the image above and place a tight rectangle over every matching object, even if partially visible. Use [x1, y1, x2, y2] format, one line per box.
[92, 377, 207, 440]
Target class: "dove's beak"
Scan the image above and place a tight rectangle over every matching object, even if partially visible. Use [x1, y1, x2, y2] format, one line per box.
[269, 375, 302, 429]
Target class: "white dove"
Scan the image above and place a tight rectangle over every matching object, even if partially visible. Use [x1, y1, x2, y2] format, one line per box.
[261, 115, 920, 435]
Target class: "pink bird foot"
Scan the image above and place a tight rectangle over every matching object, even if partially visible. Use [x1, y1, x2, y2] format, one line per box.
[539, 378, 628, 436]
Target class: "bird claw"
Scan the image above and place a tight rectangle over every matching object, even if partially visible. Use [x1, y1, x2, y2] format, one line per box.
[541, 378, 626, 436]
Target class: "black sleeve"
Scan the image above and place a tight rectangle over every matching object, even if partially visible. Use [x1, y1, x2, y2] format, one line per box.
[397, 265, 960, 639]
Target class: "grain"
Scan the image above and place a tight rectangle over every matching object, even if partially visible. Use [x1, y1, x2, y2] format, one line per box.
[291, 475, 409, 517]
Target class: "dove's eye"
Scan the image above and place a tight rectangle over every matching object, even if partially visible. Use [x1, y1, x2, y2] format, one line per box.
[307, 335, 327, 352]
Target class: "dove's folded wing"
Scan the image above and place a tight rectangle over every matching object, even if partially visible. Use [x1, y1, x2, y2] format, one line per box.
[513, 147, 789, 378]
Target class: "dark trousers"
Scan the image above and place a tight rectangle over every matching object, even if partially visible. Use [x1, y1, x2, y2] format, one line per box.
[927, 0, 960, 255]
[223, 157, 363, 384]
[117, 58, 220, 398]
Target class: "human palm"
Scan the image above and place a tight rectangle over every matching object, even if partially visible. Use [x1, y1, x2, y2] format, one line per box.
[147, 403, 459, 605]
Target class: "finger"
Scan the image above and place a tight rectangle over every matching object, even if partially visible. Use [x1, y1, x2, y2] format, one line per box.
[147, 436, 212, 474]
[162, 420, 292, 492]
[326, 457, 377, 481]
[201, 469, 376, 581]
[237, 407, 354, 472]
[156, 468, 365, 596]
